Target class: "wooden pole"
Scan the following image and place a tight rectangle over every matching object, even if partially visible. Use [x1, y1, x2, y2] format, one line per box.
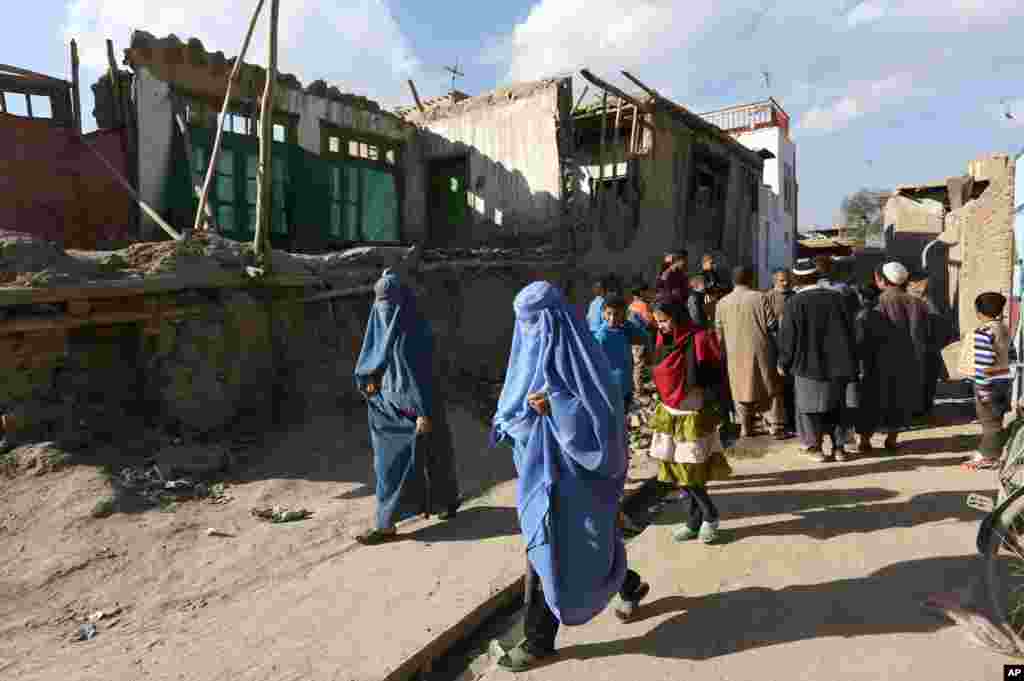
[571, 84, 590, 115]
[254, 0, 279, 269]
[105, 39, 121, 127]
[194, 0, 267, 233]
[70, 40, 82, 133]
[597, 91, 608, 232]
[174, 109, 218, 232]
[0, 63, 67, 84]
[407, 79, 425, 113]
[629, 104, 638, 154]
[578, 69, 643, 108]
[80, 139, 183, 241]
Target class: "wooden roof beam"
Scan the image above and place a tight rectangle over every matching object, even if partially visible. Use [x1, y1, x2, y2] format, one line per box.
[578, 69, 645, 110]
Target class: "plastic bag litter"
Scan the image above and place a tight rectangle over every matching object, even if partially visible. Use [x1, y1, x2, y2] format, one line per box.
[77, 623, 97, 641]
[250, 506, 313, 523]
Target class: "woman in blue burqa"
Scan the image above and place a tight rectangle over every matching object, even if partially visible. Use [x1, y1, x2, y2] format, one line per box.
[353, 268, 460, 545]
[490, 281, 651, 672]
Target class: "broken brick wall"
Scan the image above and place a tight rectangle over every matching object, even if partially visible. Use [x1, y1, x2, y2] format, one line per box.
[946, 154, 1016, 337]
[0, 263, 575, 449]
[0, 116, 134, 249]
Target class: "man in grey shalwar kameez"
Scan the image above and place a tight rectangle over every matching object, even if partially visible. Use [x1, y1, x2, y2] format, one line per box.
[778, 259, 859, 462]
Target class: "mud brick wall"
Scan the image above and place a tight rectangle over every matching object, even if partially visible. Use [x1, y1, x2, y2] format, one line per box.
[0, 116, 134, 249]
[0, 264, 576, 448]
[947, 155, 1016, 336]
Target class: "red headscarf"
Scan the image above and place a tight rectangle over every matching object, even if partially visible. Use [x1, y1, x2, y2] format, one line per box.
[652, 320, 721, 409]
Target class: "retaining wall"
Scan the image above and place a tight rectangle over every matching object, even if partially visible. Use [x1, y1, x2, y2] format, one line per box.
[0, 262, 576, 449]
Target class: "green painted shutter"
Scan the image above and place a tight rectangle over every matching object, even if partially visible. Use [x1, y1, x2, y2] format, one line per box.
[361, 167, 399, 242]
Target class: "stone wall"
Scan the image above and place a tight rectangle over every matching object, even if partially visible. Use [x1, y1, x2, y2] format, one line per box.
[944, 154, 1016, 336]
[0, 264, 575, 448]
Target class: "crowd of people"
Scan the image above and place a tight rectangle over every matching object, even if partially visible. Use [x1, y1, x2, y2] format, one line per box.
[347, 249, 1014, 672]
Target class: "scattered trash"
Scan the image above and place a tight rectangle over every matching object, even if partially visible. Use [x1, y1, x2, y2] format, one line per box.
[164, 480, 193, 490]
[251, 506, 313, 523]
[114, 463, 231, 505]
[76, 623, 97, 641]
[205, 527, 234, 537]
[88, 606, 122, 623]
[923, 591, 1020, 656]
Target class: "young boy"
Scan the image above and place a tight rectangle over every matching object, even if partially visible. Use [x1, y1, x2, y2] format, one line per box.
[964, 292, 1012, 470]
[593, 293, 651, 536]
[594, 293, 651, 414]
[587, 275, 611, 332]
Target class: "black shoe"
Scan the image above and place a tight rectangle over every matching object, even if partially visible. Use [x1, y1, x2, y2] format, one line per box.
[436, 499, 462, 520]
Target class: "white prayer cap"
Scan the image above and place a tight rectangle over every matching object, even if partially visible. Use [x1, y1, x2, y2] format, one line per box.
[882, 262, 909, 286]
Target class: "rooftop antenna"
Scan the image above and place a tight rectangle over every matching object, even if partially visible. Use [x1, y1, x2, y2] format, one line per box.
[444, 61, 464, 93]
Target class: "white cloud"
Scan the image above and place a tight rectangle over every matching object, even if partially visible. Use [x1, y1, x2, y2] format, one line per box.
[845, 0, 1024, 29]
[60, 0, 434, 108]
[796, 71, 927, 134]
[503, 0, 717, 87]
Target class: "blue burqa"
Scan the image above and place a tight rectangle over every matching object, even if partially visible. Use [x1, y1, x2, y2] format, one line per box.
[491, 281, 627, 626]
[355, 269, 458, 529]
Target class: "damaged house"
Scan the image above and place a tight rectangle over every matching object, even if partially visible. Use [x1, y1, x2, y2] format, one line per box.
[0, 59, 135, 249]
[400, 70, 770, 285]
[699, 98, 797, 286]
[883, 153, 1017, 335]
[16, 31, 770, 288]
[124, 31, 415, 250]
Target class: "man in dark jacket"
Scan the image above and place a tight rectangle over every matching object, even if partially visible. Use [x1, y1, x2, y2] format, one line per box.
[778, 258, 859, 462]
[655, 250, 689, 303]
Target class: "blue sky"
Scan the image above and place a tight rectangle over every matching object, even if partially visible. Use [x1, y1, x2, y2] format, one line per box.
[9, 0, 1024, 229]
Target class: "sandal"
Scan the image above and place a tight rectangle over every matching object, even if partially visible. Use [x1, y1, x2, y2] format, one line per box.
[355, 527, 397, 545]
[962, 457, 1000, 471]
[497, 641, 555, 672]
[884, 434, 899, 450]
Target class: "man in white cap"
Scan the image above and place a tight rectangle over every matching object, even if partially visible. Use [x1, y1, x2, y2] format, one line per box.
[854, 261, 931, 452]
[778, 258, 859, 462]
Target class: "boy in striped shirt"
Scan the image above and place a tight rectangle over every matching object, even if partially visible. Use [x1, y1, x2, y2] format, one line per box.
[967, 292, 1012, 470]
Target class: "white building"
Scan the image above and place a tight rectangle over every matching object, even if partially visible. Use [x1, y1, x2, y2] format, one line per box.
[700, 99, 797, 287]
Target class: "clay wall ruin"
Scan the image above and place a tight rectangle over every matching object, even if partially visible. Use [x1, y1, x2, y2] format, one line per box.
[0, 236, 575, 450]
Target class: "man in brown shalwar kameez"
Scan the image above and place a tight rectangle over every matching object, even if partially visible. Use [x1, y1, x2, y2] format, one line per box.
[715, 265, 788, 439]
[855, 262, 931, 452]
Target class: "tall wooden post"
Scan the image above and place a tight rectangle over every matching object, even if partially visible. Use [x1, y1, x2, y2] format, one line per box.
[194, 0, 267, 233]
[70, 40, 82, 133]
[105, 39, 121, 127]
[254, 0, 280, 271]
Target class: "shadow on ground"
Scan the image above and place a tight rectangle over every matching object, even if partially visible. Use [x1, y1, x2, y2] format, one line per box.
[716, 453, 970, 491]
[553, 555, 980, 662]
[400, 506, 521, 543]
[651, 490, 978, 543]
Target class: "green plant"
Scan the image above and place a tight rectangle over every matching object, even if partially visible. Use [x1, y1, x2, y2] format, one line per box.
[158, 495, 177, 513]
[92, 497, 115, 518]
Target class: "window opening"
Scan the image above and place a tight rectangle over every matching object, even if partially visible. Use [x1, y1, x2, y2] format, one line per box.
[29, 95, 52, 119]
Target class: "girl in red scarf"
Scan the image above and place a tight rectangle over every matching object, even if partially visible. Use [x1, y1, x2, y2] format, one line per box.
[648, 297, 732, 544]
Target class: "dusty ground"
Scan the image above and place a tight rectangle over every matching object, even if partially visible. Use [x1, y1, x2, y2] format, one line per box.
[0, 398, 519, 681]
[468, 407, 1013, 681]
[0, 384, 1006, 681]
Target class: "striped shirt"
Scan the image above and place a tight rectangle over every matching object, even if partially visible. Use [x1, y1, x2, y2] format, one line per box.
[975, 325, 1011, 400]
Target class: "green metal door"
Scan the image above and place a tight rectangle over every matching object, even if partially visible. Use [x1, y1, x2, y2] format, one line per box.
[429, 158, 468, 246]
